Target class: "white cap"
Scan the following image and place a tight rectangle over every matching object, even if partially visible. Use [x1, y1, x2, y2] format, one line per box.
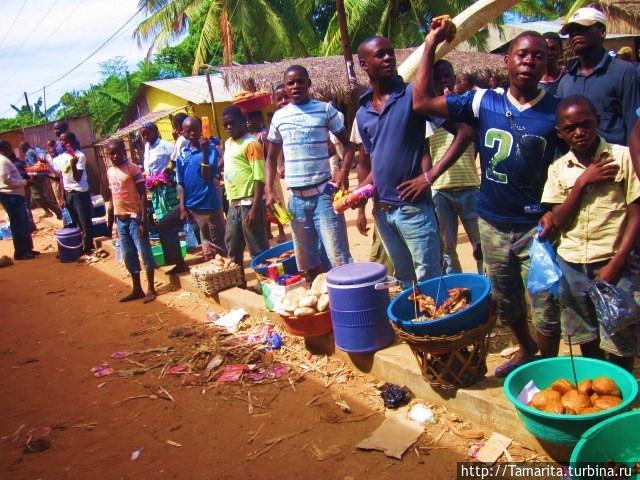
[560, 7, 607, 34]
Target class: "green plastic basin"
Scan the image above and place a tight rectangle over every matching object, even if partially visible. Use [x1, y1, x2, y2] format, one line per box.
[151, 240, 186, 267]
[504, 357, 638, 446]
[570, 410, 640, 480]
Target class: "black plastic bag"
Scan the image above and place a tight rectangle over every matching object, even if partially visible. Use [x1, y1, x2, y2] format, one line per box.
[378, 383, 412, 409]
[587, 280, 637, 334]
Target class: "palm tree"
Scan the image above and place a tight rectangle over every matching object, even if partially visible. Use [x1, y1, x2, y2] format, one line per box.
[314, 0, 478, 55]
[134, 0, 310, 73]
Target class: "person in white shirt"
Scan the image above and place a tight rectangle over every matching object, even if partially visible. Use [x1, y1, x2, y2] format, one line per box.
[170, 113, 189, 164]
[0, 140, 35, 259]
[52, 132, 94, 253]
[140, 122, 180, 223]
[141, 122, 174, 175]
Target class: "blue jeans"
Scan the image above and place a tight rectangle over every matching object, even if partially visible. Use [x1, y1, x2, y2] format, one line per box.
[288, 191, 352, 271]
[373, 199, 441, 289]
[432, 187, 482, 274]
[116, 217, 156, 274]
[0, 193, 33, 258]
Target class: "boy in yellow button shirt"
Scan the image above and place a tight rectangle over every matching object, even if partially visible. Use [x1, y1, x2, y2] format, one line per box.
[542, 95, 640, 371]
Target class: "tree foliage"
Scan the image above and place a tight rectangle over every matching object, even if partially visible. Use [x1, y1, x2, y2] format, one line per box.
[1, 0, 573, 137]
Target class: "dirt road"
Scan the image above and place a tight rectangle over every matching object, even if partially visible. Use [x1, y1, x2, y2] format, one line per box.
[0, 220, 473, 480]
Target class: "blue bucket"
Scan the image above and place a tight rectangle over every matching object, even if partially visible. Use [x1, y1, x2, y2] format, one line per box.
[250, 241, 298, 277]
[327, 263, 396, 353]
[56, 227, 83, 262]
[388, 273, 492, 336]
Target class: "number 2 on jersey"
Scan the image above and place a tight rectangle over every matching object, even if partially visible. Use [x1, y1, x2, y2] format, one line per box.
[484, 128, 513, 184]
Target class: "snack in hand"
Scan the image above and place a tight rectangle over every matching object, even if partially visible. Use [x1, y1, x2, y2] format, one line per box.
[431, 14, 456, 42]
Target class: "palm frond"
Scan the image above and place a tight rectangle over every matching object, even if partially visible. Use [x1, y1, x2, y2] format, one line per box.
[192, 0, 222, 72]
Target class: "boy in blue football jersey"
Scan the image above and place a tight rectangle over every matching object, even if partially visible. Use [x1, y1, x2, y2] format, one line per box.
[413, 24, 561, 377]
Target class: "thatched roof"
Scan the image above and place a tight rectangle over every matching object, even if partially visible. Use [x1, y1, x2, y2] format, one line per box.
[592, 0, 640, 34]
[218, 48, 506, 104]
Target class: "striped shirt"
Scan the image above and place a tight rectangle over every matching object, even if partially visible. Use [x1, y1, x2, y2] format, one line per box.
[428, 127, 479, 190]
[267, 99, 345, 188]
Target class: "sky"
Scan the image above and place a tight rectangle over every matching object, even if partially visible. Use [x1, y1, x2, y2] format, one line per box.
[0, 0, 153, 118]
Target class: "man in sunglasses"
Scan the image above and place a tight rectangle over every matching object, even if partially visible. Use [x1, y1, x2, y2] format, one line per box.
[557, 7, 640, 147]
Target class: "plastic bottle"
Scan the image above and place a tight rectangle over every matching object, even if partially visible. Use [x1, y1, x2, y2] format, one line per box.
[271, 203, 293, 225]
[202, 116, 211, 138]
[333, 184, 376, 213]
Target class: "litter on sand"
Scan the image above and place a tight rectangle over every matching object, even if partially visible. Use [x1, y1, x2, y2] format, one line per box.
[408, 404, 435, 425]
[356, 407, 423, 459]
[130, 447, 144, 461]
[213, 309, 249, 331]
[475, 433, 512, 464]
[91, 363, 114, 377]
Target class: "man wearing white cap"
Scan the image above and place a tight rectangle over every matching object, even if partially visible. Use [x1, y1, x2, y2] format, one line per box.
[557, 7, 640, 146]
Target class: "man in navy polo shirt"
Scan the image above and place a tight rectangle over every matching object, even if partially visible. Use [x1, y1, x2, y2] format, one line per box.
[557, 7, 640, 146]
[354, 36, 473, 288]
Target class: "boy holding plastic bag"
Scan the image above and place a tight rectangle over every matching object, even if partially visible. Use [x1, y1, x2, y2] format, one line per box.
[541, 95, 640, 371]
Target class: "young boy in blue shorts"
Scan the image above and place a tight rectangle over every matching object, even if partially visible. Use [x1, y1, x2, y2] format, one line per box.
[541, 95, 640, 371]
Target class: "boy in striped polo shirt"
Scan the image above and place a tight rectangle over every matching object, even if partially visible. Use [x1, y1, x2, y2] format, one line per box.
[266, 65, 355, 279]
[428, 60, 482, 274]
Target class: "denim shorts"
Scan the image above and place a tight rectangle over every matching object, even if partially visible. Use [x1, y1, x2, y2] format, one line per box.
[116, 217, 156, 274]
[557, 256, 639, 357]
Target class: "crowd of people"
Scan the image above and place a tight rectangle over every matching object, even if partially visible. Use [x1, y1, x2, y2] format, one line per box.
[2, 6, 640, 376]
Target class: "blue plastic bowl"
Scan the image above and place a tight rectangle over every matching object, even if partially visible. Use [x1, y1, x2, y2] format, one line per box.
[504, 357, 639, 446]
[387, 273, 492, 336]
[250, 241, 298, 277]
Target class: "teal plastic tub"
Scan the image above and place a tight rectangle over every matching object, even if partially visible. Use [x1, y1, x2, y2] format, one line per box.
[570, 410, 640, 479]
[503, 357, 638, 446]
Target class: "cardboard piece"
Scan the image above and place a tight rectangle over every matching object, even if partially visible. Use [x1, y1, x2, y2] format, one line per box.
[475, 433, 512, 464]
[356, 407, 424, 459]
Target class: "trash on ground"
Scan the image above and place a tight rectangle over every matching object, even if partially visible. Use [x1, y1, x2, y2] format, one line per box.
[475, 432, 512, 463]
[216, 364, 249, 383]
[213, 309, 248, 331]
[379, 383, 412, 409]
[356, 406, 423, 459]
[408, 403, 435, 425]
[130, 447, 144, 461]
[23, 437, 50, 454]
[91, 363, 114, 377]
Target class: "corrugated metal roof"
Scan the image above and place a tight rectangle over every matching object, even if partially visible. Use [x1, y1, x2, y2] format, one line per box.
[143, 74, 234, 104]
[96, 107, 185, 145]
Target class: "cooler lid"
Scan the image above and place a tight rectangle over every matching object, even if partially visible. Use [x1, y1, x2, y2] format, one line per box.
[327, 262, 387, 286]
[56, 227, 81, 237]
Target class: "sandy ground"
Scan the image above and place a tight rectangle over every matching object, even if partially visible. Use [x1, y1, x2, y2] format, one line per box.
[0, 213, 488, 480]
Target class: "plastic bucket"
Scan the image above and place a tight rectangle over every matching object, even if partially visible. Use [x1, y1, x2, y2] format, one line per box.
[327, 263, 396, 353]
[388, 273, 492, 336]
[570, 410, 640, 479]
[503, 357, 639, 446]
[56, 227, 83, 262]
[250, 241, 298, 277]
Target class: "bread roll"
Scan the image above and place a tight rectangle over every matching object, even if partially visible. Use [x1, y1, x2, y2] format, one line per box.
[294, 307, 316, 317]
[530, 389, 561, 410]
[299, 295, 318, 308]
[577, 379, 593, 396]
[317, 294, 329, 312]
[592, 377, 620, 397]
[550, 379, 575, 395]
[593, 395, 622, 410]
[561, 390, 591, 414]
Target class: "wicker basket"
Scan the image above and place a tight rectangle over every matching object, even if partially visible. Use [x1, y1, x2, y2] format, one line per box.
[391, 303, 497, 390]
[190, 263, 244, 296]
